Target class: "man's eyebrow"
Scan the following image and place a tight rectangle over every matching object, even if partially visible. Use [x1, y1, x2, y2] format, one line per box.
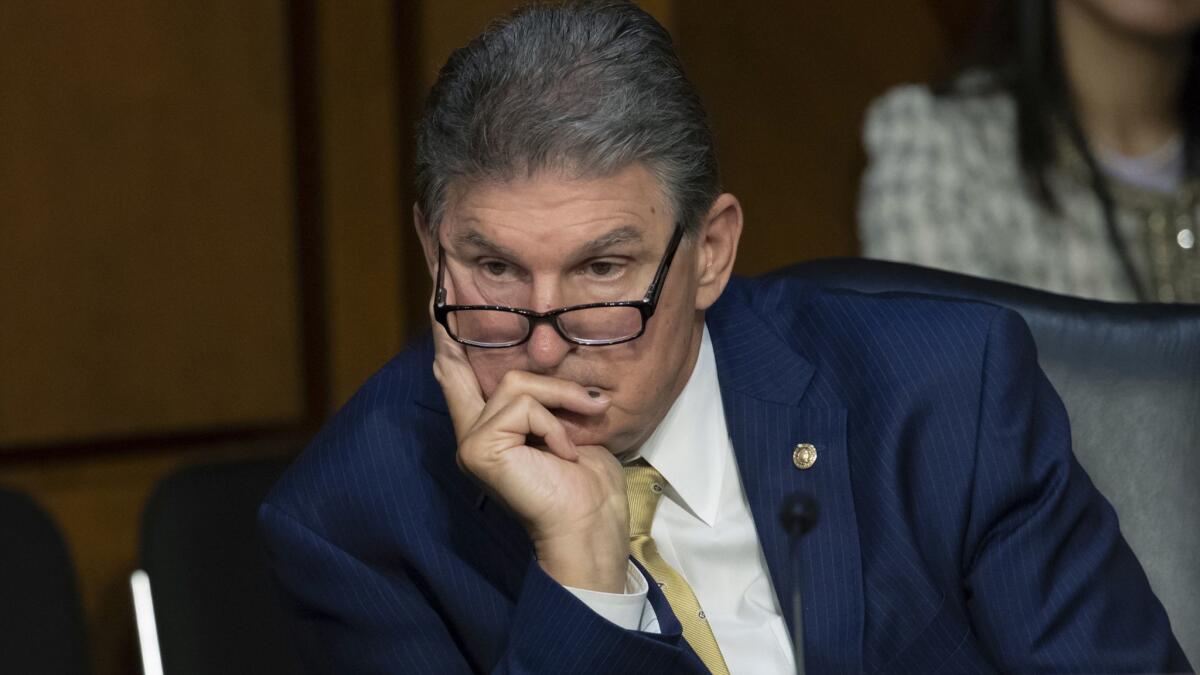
[452, 230, 520, 259]
[452, 225, 645, 259]
[575, 226, 643, 256]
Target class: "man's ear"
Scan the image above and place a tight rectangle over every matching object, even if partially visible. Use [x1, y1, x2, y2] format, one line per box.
[413, 203, 438, 280]
[693, 192, 743, 311]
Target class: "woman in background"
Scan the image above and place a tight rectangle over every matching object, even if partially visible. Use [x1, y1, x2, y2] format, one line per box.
[859, 0, 1200, 302]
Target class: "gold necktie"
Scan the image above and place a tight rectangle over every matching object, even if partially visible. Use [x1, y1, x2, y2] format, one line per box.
[625, 460, 730, 675]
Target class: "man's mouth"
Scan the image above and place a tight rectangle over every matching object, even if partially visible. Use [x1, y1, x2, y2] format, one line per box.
[525, 409, 605, 449]
[551, 408, 600, 429]
[553, 407, 614, 445]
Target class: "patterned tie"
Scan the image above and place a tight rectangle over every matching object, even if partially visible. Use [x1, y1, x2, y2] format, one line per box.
[625, 459, 731, 675]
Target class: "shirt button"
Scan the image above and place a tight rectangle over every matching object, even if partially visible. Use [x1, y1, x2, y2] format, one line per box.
[1177, 228, 1195, 250]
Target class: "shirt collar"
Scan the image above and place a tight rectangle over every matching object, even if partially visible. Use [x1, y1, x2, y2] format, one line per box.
[629, 326, 727, 527]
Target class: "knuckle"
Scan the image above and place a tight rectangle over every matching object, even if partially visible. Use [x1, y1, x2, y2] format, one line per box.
[456, 437, 481, 467]
[498, 369, 527, 391]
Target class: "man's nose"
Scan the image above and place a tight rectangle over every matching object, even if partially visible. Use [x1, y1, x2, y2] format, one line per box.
[524, 282, 572, 371]
[524, 320, 572, 371]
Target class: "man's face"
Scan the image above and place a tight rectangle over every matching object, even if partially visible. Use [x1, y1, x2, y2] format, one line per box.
[426, 164, 729, 454]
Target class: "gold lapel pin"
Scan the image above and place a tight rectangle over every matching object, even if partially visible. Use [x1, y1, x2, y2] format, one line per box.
[793, 443, 818, 470]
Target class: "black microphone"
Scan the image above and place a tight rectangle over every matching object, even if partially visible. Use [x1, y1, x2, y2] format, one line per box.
[779, 493, 819, 675]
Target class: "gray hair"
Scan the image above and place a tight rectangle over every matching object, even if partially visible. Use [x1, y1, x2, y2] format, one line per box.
[415, 0, 720, 236]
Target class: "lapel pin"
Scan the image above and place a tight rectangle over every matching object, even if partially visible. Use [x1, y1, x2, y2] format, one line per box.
[793, 443, 818, 470]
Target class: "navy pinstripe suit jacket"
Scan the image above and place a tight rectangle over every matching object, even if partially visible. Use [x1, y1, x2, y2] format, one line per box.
[260, 275, 1190, 674]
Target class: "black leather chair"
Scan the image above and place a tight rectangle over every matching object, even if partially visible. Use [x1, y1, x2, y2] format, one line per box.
[780, 257, 1200, 664]
[137, 450, 303, 675]
[0, 486, 90, 674]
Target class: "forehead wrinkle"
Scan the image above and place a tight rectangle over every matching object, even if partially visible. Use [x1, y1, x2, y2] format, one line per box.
[452, 228, 520, 259]
[453, 221, 650, 262]
[575, 226, 644, 256]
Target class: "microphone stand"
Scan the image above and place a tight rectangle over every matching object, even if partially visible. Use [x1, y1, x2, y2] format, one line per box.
[779, 493, 819, 675]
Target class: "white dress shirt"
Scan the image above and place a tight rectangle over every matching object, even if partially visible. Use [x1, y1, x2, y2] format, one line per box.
[566, 327, 795, 674]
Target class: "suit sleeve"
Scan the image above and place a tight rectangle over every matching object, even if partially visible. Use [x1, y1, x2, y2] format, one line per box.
[962, 310, 1192, 672]
[259, 501, 704, 675]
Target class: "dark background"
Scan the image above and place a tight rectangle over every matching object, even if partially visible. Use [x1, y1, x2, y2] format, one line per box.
[0, 1, 975, 672]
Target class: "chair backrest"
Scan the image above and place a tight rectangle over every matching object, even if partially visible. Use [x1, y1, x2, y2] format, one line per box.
[0, 487, 90, 675]
[778, 258, 1200, 664]
[139, 450, 303, 675]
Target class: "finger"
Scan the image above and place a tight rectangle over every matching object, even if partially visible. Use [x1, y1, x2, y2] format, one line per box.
[479, 369, 611, 426]
[524, 402, 579, 462]
[479, 394, 579, 462]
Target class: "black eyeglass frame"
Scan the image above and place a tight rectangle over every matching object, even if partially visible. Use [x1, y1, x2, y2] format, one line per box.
[434, 224, 686, 348]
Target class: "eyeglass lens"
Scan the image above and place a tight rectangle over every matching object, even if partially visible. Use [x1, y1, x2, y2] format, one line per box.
[446, 305, 643, 346]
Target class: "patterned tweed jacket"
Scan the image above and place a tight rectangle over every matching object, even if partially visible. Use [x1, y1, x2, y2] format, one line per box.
[858, 84, 1200, 303]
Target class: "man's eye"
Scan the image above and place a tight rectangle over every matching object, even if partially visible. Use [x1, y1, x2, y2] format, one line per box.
[483, 261, 510, 277]
[588, 261, 619, 277]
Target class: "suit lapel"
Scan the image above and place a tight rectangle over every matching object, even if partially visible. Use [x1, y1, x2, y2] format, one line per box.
[708, 280, 865, 674]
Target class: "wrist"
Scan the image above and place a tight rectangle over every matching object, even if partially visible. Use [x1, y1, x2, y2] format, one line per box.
[534, 530, 630, 593]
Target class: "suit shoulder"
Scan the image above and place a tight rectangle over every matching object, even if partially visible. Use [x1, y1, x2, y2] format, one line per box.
[263, 336, 448, 538]
[749, 275, 1024, 395]
[753, 273, 1008, 330]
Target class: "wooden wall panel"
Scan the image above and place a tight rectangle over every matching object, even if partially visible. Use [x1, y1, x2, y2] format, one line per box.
[0, 1, 303, 445]
[0, 2, 313, 673]
[316, 0, 408, 407]
[675, 1, 948, 273]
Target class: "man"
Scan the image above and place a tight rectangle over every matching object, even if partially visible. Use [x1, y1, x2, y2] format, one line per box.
[259, 2, 1191, 673]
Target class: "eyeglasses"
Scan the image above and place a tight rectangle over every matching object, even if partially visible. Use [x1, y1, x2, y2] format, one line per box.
[434, 225, 685, 348]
